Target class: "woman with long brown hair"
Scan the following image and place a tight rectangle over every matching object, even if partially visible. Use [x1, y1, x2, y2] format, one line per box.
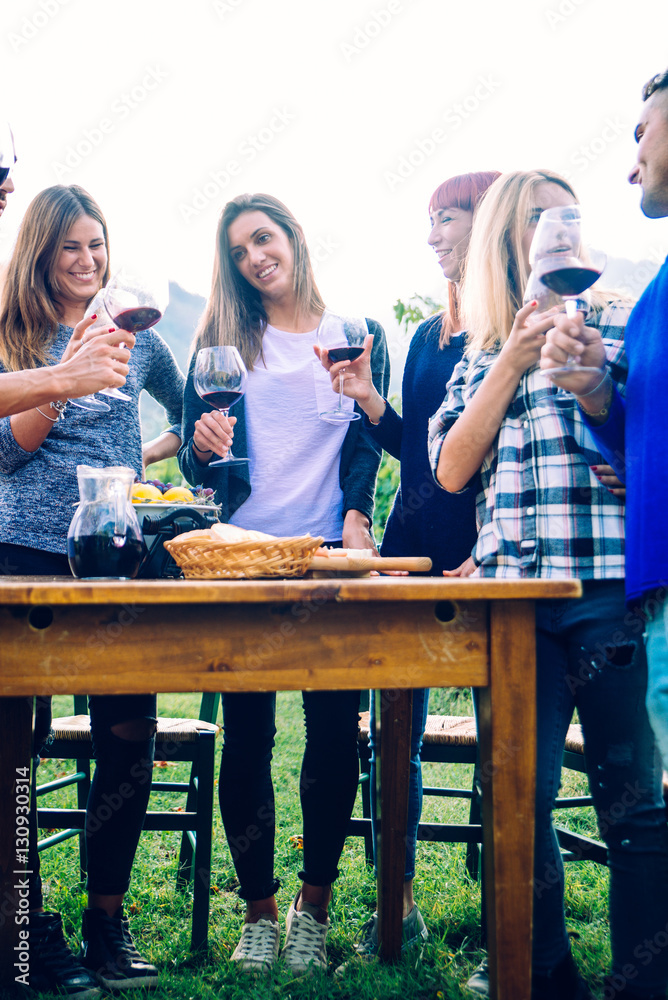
[0, 184, 183, 995]
[179, 192, 389, 976]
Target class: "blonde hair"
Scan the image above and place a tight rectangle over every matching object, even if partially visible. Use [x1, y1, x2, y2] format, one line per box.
[195, 193, 325, 370]
[0, 185, 110, 372]
[461, 170, 611, 354]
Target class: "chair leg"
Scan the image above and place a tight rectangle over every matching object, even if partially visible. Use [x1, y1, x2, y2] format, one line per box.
[358, 739, 375, 866]
[177, 774, 195, 891]
[76, 755, 91, 883]
[189, 731, 215, 952]
[465, 762, 483, 881]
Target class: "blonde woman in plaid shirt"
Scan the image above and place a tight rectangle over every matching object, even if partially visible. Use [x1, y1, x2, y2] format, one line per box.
[429, 170, 668, 1000]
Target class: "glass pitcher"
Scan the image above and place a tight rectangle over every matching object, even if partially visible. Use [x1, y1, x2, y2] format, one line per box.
[67, 465, 145, 579]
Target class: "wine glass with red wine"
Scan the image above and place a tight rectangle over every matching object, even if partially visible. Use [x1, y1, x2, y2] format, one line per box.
[101, 267, 169, 400]
[527, 205, 606, 380]
[193, 346, 249, 467]
[0, 121, 16, 186]
[317, 312, 367, 423]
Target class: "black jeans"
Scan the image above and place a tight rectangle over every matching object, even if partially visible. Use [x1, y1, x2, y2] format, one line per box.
[219, 689, 361, 900]
[534, 579, 668, 994]
[1, 543, 157, 905]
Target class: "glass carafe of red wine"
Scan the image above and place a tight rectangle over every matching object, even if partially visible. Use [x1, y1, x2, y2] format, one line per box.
[526, 204, 606, 380]
[67, 465, 145, 579]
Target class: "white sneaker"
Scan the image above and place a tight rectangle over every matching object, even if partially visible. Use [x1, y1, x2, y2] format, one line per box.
[281, 895, 328, 975]
[231, 917, 280, 973]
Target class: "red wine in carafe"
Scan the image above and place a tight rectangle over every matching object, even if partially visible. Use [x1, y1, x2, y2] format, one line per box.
[113, 306, 162, 332]
[327, 346, 364, 363]
[540, 266, 601, 297]
[200, 390, 244, 410]
[67, 535, 144, 579]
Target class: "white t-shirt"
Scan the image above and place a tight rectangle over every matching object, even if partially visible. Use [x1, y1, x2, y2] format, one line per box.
[228, 324, 353, 540]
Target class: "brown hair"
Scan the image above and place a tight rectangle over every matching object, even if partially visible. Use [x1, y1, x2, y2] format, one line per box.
[195, 193, 325, 370]
[0, 185, 110, 371]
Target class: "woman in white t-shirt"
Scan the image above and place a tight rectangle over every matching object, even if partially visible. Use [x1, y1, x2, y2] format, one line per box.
[179, 193, 388, 976]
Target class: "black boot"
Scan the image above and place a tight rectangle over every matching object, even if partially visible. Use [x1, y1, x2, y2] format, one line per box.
[21, 911, 102, 998]
[602, 974, 667, 999]
[464, 950, 591, 999]
[80, 907, 159, 991]
[532, 950, 592, 1000]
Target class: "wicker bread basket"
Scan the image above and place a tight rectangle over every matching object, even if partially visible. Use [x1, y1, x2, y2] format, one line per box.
[163, 533, 324, 579]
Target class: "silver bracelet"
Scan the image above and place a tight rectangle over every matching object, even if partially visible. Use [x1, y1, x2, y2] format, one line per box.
[577, 372, 609, 398]
[35, 399, 67, 422]
[35, 406, 59, 422]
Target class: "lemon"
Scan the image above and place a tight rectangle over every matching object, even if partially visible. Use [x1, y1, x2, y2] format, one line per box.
[131, 483, 163, 502]
[162, 486, 195, 503]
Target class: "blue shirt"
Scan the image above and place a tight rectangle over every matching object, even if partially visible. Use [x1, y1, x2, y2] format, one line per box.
[583, 258, 668, 604]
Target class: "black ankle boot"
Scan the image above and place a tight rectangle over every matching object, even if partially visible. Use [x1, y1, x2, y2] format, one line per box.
[532, 950, 592, 1000]
[80, 907, 159, 991]
[602, 974, 667, 999]
[23, 911, 102, 998]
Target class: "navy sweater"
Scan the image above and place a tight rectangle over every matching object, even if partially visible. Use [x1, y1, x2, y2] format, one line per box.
[584, 256, 668, 604]
[369, 315, 478, 574]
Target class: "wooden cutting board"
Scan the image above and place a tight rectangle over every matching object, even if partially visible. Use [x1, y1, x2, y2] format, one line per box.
[307, 555, 432, 574]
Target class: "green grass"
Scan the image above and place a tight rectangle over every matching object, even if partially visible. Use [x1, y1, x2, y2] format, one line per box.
[29, 690, 611, 999]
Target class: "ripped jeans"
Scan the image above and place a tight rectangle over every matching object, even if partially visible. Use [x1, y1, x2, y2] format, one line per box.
[533, 579, 668, 995]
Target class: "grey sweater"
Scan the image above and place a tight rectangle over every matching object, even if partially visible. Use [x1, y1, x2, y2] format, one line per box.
[0, 324, 184, 554]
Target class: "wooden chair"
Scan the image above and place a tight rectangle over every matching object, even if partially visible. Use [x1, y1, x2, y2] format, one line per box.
[36, 693, 220, 951]
[354, 709, 608, 871]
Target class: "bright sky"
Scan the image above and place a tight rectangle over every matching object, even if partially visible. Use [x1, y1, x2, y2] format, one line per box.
[2, 0, 667, 362]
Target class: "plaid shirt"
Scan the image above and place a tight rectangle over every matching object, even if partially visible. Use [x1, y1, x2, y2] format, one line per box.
[428, 301, 631, 579]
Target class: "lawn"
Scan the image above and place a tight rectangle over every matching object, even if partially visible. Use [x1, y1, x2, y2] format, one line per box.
[27, 689, 610, 1000]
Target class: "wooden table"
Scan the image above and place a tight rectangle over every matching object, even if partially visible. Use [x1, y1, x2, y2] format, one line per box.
[0, 575, 580, 998]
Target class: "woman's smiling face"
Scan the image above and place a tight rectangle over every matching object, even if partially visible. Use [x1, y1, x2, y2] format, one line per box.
[53, 214, 107, 312]
[427, 205, 474, 283]
[227, 210, 295, 302]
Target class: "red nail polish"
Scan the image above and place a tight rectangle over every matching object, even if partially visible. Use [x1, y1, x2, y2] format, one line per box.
[91, 313, 97, 320]
[531, 300, 538, 307]
[590, 466, 598, 471]
[108, 327, 115, 333]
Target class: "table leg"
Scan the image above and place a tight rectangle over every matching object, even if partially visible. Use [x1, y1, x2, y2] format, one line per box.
[375, 687, 412, 962]
[0, 696, 34, 987]
[477, 600, 536, 1000]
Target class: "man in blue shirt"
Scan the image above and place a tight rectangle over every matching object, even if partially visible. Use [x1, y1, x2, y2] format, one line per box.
[540, 68, 668, 766]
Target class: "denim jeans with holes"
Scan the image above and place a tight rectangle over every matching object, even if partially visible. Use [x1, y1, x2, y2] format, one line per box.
[645, 592, 668, 772]
[533, 578, 668, 993]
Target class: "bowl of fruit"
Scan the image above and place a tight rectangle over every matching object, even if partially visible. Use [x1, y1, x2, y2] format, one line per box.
[131, 479, 220, 550]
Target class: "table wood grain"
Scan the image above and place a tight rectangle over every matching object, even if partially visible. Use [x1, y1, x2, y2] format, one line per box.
[0, 575, 581, 998]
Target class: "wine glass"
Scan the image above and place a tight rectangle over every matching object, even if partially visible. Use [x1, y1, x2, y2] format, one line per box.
[0, 121, 16, 185]
[527, 205, 606, 380]
[193, 346, 249, 467]
[101, 267, 169, 400]
[317, 312, 367, 423]
[65, 291, 113, 412]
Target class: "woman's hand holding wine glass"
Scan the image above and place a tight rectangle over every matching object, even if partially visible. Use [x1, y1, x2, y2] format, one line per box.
[501, 301, 562, 377]
[315, 331, 384, 419]
[316, 313, 369, 423]
[193, 409, 237, 463]
[193, 346, 249, 466]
